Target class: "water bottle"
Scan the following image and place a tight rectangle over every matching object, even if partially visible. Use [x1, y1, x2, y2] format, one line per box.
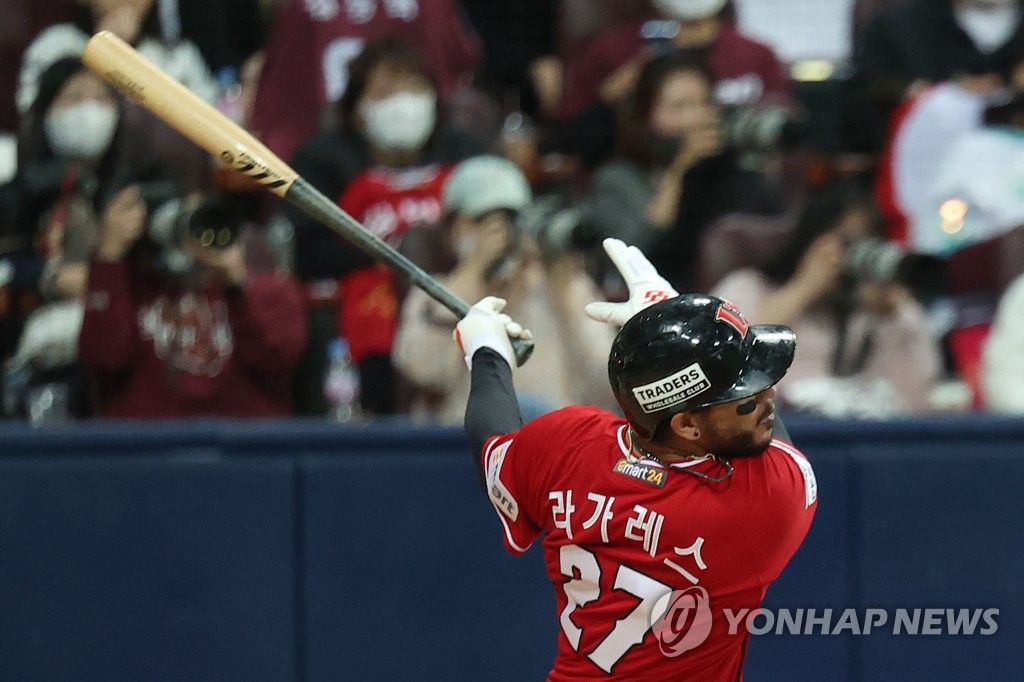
[324, 338, 361, 422]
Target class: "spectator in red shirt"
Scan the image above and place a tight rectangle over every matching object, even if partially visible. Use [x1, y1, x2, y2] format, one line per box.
[285, 38, 485, 416]
[77, 191, 307, 418]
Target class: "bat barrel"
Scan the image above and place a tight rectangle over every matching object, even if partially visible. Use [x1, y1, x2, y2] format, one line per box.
[82, 31, 297, 198]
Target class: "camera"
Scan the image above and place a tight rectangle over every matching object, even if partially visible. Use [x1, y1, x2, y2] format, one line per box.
[516, 195, 601, 259]
[720, 104, 808, 153]
[138, 182, 243, 250]
[845, 238, 947, 301]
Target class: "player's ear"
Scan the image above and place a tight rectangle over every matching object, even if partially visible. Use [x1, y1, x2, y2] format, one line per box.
[668, 412, 701, 442]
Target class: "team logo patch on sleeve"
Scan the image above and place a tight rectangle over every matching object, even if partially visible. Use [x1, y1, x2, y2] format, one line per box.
[485, 441, 519, 521]
[631, 363, 711, 413]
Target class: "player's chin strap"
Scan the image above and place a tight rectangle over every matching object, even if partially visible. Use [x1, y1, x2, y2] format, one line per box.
[628, 428, 734, 484]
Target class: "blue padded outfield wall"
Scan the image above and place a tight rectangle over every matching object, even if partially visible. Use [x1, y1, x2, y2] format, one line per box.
[1, 416, 1023, 681]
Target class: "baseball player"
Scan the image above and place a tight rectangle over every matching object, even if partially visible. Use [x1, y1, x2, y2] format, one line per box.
[455, 238, 817, 680]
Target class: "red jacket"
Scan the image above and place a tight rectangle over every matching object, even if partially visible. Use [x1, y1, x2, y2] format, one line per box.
[78, 261, 307, 418]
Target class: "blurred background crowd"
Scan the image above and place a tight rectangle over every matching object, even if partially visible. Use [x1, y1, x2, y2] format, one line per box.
[2, 0, 1024, 424]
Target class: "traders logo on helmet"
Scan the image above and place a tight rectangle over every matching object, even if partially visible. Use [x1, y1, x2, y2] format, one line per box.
[715, 300, 749, 337]
[631, 363, 711, 414]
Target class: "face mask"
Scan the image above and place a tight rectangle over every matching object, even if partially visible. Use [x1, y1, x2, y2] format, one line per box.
[955, 4, 1022, 53]
[360, 91, 437, 151]
[454, 232, 476, 261]
[44, 100, 119, 160]
[652, 0, 727, 21]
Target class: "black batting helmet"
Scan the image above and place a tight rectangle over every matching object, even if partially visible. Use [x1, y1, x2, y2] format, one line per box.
[609, 294, 796, 439]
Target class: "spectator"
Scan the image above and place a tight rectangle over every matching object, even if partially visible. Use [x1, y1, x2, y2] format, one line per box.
[0, 58, 165, 418]
[77, 191, 307, 418]
[249, 0, 481, 161]
[983, 272, 1024, 411]
[17, 0, 217, 115]
[0, 0, 75, 183]
[711, 182, 943, 417]
[848, 0, 1024, 152]
[392, 156, 616, 424]
[558, 0, 791, 119]
[287, 38, 485, 416]
[582, 52, 785, 291]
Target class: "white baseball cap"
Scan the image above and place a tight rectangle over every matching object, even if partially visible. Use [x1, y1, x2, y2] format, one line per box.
[652, 0, 728, 21]
[443, 156, 532, 218]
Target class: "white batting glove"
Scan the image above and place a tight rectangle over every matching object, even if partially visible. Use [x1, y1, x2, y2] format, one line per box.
[454, 296, 533, 369]
[584, 238, 679, 326]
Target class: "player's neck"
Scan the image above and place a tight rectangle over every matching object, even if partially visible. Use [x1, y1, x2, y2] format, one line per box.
[629, 429, 735, 483]
[628, 429, 708, 465]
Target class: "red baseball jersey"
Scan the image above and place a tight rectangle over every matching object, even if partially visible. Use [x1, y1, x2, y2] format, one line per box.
[482, 406, 817, 681]
[338, 164, 452, 243]
[335, 164, 452, 362]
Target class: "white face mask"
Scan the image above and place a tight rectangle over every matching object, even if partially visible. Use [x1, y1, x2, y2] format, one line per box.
[44, 100, 119, 160]
[955, 4, 1022, 53]
[652, 0, 727, 21]
[360, 91, 437, 151]
[454, 232, 476, 261]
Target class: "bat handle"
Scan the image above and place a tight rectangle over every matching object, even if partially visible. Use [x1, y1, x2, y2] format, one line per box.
[511, 336, 535, 367]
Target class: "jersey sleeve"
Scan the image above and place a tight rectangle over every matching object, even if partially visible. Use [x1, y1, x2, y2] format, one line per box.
[737, 439, 818, 585]
[479, 406, 604, 555]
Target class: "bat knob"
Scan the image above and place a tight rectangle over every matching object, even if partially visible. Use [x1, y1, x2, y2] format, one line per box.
[512, 337, 535, 367]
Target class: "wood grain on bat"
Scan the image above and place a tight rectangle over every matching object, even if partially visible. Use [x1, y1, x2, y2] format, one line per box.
[82, 31, 297, 196]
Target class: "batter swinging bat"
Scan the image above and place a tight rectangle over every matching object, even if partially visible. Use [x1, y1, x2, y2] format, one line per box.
[81, 31, 534, 366]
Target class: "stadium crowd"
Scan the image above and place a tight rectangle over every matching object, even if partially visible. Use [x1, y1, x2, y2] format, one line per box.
[1, 0, 1023, 423]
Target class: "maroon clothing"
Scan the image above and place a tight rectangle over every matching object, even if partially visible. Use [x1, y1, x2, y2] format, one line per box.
[78, 261, 307, 418]
[250, 0, 481, 161]
[560, 21, 791, 118]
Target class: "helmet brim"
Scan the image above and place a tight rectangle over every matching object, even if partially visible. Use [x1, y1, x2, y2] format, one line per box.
[724, 324, 796, 403]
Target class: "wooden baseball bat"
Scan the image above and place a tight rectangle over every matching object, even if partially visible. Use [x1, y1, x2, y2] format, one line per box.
[81, 31, 534, 366]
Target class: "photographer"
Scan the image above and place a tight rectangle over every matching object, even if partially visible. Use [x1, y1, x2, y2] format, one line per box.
[583, 52, 785, 291]
[711, 182, 943, 417]
[77, 190, 307, 418]
[392, 156, 615, 424]
[0, 58, 154, 420]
